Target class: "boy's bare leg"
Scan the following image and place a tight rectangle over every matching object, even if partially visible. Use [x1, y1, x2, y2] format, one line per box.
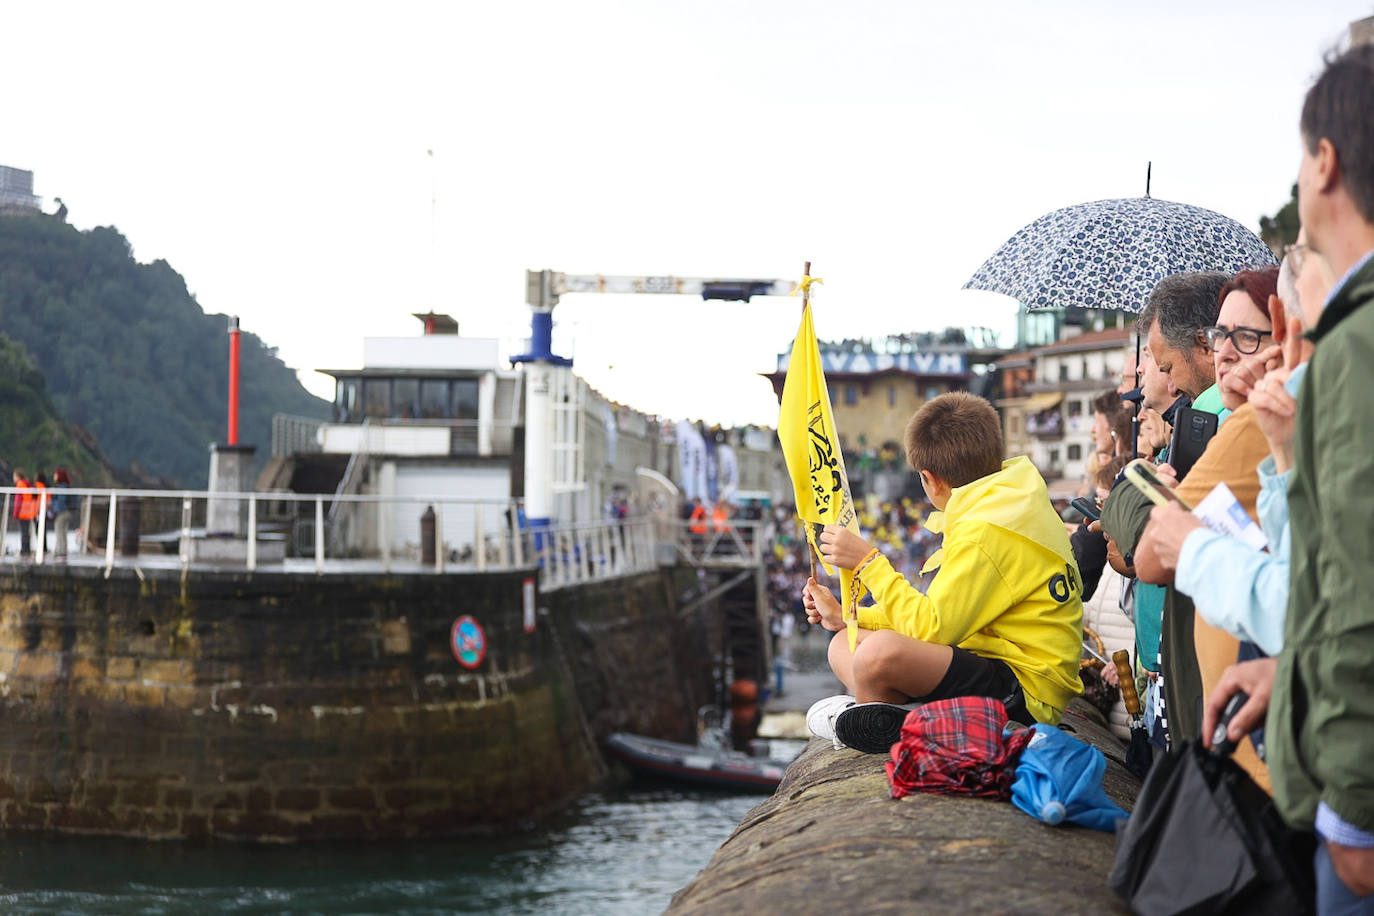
[828, 629, 954, 704]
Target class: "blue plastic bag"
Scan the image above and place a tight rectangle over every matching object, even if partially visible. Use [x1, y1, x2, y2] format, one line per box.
[1010, 724, 1128, 831]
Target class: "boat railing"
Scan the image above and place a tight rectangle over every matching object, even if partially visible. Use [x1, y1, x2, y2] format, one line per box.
[0, 486, 658, 588]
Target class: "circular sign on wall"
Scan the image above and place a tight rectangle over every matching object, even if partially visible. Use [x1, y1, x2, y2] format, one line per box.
[451, 615, 487, 669]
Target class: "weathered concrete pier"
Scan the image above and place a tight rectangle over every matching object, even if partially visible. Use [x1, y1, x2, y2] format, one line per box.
[667, 701, 1137, 915]
[0, 561, 707, 841]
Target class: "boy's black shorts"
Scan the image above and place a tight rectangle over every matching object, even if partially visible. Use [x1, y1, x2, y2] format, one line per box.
[916, 647, 1035, 726]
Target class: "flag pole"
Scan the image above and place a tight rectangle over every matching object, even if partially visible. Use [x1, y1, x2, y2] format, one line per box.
[801, 260, 818, 584]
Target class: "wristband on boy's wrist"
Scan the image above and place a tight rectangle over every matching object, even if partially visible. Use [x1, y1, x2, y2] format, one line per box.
[853, 547, 880, 576]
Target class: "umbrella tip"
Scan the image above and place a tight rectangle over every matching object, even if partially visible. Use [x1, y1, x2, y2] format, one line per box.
[1145, 161, 1152, 199]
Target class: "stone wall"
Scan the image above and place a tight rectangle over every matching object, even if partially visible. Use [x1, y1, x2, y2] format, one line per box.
[0, 562, 699, 841]
[667, 701, 1139, 915]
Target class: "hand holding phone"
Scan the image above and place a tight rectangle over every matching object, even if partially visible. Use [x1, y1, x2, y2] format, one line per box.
[1069, 496, 1101, 523]
[1124, 459, 1192, 511]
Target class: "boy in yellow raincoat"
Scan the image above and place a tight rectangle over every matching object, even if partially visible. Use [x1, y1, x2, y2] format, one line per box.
[805, 393, 1084, 753]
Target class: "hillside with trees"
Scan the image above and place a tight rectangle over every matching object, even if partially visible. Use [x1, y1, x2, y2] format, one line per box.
[0, 214, 329, 487]
[0, 334, 121, 485]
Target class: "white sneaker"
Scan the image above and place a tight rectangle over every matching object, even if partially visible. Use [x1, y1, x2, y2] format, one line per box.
[806, 694, 857, 749]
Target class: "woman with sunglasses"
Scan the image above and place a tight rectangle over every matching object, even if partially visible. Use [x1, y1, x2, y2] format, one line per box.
[1202, 267, 1280, 415]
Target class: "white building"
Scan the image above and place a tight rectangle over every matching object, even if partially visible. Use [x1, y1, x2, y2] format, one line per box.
[1021, 327, 1132, 494]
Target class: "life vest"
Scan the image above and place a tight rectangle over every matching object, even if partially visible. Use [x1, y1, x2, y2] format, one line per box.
[711, 505, 731, 533]
[32, 481, 47, 520]
[689, 505, 708, 534]
[14, 477, 37, 521]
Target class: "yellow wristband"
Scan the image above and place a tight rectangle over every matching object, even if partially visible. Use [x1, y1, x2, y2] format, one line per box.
[853, 547, 880, 576]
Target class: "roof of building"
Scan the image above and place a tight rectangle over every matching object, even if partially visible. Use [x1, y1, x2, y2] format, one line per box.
[1033, 326, 1133, 356]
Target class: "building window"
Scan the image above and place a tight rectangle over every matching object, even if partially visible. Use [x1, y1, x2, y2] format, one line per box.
[888, 385, 896, 408]
[1067, 398, 1083, 418]
[1059, 364, 1069, 381]
[1049, 448, 1060, 465]
[924, 384, 941, 400]
[335, 378, 360, 422]
[451, 379, 480, 419]
[363, 378, 391, 419]
[392, 379, 420, 419]
[845, 385, 858, 406]
[420, 380, 449, 418]
[1067, 443, 1082, 461]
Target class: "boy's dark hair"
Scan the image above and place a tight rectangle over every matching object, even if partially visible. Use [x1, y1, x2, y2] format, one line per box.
[1302, 43, 1374, 224]
[903, 392, 1003, 487]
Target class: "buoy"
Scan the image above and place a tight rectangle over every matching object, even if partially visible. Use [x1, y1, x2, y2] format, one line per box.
[730, 679, 759, 704]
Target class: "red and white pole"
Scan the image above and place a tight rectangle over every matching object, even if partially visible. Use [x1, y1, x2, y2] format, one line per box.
[227, 315, 240, 446]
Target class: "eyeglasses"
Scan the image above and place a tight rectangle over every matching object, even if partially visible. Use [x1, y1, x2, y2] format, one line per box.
[1282, 242, 1309, 273]
[1199, 325, 1272, 354]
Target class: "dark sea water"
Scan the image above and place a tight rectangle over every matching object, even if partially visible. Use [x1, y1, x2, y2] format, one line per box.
[0, 785, 759, 915]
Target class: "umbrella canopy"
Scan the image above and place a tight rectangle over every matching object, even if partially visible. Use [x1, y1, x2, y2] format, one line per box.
[965, 197, 1278, 313]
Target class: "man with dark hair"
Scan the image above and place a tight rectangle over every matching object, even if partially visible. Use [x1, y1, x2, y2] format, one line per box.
[1206, 42, 1374, 909]
[1100, 269, 1255, 752]
[1137, 271, 1229, 407]
[801, 393, 1083, 753]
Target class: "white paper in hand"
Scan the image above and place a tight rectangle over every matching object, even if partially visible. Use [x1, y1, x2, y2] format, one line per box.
[1192, 482, 1268, 551]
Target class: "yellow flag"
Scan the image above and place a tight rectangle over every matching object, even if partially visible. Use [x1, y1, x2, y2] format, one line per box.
[777, 296, 865, 651]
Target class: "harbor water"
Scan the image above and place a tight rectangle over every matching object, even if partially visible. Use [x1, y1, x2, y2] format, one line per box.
[0, 785, 757, 915]
[0, 631, 836, 915]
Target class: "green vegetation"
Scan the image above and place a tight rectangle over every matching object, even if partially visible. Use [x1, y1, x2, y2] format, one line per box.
[1259, 183, 1300, 252]
[0, 334, 118, 484]
[0, 214, 330, 487]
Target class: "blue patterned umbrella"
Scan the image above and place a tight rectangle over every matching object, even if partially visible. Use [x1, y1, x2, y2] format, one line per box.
[964, 197, 1278, 312]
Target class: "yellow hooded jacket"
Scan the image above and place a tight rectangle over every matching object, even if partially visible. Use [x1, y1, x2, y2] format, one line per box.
[856, 456, 1084, 724]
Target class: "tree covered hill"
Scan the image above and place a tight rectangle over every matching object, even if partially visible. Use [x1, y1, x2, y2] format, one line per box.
[0, 334, 122, 486]
[0, 214, 330, 487]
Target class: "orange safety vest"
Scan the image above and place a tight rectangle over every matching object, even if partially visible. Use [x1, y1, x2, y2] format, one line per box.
[32, 481, 47, 520]
[14, 477, 36, 521]
[711, 505, 731, 533]
[689, 505, 708, 535]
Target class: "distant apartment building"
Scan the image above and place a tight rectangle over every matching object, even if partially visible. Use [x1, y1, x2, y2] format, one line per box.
[0, 166, 41, 214]
[1015, 326, 1131, 494]
[765, 329, 1008, 456]
[994, 350, 1036, 461]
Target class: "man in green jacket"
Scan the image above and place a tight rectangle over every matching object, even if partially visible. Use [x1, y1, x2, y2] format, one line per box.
[1206, 42, 1374, 910]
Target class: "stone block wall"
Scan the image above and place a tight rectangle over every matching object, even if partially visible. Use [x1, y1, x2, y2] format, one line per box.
[0, 562, 696, 841]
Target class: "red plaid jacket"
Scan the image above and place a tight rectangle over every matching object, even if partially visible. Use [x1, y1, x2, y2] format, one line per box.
[885, 696, 1032, 800]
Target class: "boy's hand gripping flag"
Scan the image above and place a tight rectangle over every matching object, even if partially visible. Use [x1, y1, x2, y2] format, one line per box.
[777, 274, 866, 651]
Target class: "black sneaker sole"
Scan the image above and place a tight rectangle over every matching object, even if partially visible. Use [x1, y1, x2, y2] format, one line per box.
[833, 702, 917, 754]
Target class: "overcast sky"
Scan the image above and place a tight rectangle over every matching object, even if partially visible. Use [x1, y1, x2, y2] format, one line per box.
[5, 1, 1368, 427]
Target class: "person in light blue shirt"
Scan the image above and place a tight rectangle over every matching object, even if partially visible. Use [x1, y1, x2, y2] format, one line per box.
[1144, 243, 1329, 655]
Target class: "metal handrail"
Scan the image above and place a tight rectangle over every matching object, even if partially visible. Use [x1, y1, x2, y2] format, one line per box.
[0, 487, 681, 586]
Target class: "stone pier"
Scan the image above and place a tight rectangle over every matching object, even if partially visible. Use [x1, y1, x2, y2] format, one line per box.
[667, 701, 1138, 915]
[0, 562, 704, 841]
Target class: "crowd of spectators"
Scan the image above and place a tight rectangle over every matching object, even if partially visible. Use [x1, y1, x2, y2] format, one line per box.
[1051, 42, 1374, 910]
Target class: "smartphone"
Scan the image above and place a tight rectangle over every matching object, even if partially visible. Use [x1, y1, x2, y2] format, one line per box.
[1166, 407, 1218, 480]
[1069, 496, 1101, 523]
[1124, 459, 1192, 511]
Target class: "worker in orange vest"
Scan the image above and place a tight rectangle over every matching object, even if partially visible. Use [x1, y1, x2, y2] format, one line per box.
[688, 498, 707, 534]
[711, 501, 732, 533]
[12, 468, 35, 557]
